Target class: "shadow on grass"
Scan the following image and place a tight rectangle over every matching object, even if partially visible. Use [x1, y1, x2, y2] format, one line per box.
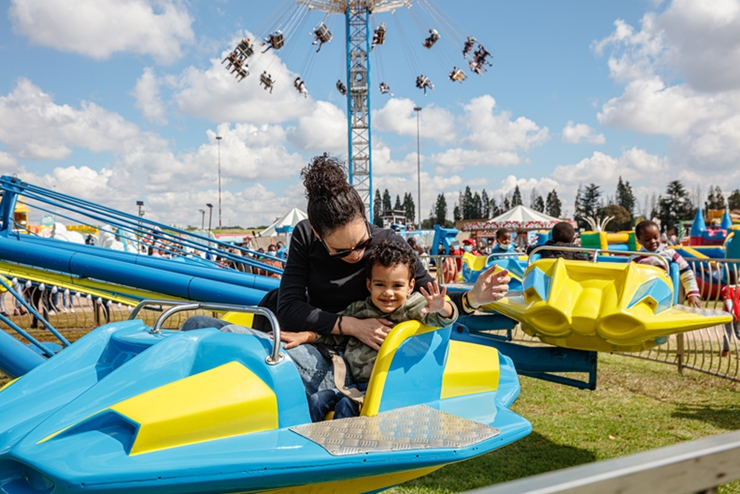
[672, 404, 740, 431]
[396, 432, 596, 493]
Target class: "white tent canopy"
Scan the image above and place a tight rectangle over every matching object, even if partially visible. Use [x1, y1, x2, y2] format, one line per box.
[259, 207, 307, 236]
[461, 205, 566, 231]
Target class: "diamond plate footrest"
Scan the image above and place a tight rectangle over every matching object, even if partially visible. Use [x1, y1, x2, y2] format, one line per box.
[290, 404, 500, 456]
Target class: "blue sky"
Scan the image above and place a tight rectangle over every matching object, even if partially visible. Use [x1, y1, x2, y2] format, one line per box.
[1, 0, 739, 227]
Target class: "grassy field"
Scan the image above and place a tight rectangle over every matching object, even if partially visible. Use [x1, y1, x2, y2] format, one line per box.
[389, 353, 740, 493]
[1, 354, 738, 493]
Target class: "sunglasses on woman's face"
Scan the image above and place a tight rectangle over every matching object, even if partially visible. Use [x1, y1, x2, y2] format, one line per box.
[321, 223, 372, 259]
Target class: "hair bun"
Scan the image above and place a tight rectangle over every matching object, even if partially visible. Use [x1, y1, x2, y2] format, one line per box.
[302, 153, 350, 202]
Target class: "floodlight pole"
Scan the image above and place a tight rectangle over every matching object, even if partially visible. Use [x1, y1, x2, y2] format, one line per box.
[199, 209, 205, 230]
[216, 136, 222, 229]
[206, 203, 213, 235]
[414, 106, 422, 228]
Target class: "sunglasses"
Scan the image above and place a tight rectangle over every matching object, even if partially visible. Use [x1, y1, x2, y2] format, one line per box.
[320, 223, 372, 259]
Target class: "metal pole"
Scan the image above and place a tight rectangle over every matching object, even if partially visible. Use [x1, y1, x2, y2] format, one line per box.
[414, 106, 422, 228]
[199, 209, 205, 230]
[216, 136, 222, 229]
[206, 203, 213, 235]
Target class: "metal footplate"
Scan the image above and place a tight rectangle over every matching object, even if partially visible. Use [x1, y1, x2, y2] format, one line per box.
[290, 405, 500, 456]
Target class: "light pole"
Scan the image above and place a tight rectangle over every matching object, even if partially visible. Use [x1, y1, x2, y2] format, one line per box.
[216, 135, 222, 229]
[199, 209, 205, 230]
[136, 200, 144, 219]
[414, 106, 422, 229]
[206, 203, 213, 235]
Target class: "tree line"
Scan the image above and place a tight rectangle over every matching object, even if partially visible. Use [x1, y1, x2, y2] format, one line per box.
[574, 179, 740, 233]
[374, 179, 740, 233]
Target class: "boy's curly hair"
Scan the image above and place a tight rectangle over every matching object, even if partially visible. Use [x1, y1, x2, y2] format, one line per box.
[365, 240, 417, 281]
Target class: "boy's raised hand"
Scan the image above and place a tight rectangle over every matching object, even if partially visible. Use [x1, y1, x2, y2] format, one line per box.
[420, 281, 447, 314]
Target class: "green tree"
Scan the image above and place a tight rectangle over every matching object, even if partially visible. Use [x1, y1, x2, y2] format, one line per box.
[532, 195, 545, 213]
[705, 185, 726, 211]
[546, 189, 562, 218]
[373, 189, 383, 227]
[472, 191, 483, 218]
[490, 195, 500, 217]
[462, 186, 475, 219]
[453, 204, 461, 221]
[601, 204, 632, 232]
[481, 190, 490, 218]
[393, 194, 402, 211]
[574, 183, 602, 229]
[659, 180, 694, 234]
[403, 193, 415, 225]
[511, 186, 523, 207]
[502, 196, 511, 211]
[433, 194, 448, 226]
[728, 189, 740, 210]
[615, 176, 636, 218]
[382, 189, 392, 212]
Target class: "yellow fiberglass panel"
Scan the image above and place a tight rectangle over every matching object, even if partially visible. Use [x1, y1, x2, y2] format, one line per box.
[441, 340, 499, 399]
[0, 377, 19, 393]
[462, 252, 488, 272]
[111, 361, 277, 456]
[220, 312, 255, 328]
[362, 320, 441, 417]
[263, 466, 442, 494]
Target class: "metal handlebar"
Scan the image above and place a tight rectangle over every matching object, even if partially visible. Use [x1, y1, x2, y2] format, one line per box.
[527, 246, 670, 272]
[130, 299, 284, 365]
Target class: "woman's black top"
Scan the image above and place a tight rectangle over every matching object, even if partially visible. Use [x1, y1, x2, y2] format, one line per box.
[277, 219, 465, 335]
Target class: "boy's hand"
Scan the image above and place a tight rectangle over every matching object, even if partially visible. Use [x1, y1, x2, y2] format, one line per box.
[420, 281, 447, 314]
[688, 295, 702, 309]
[276, 330, 317, 349]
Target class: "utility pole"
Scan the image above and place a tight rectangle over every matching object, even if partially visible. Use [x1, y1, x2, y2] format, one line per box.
[414, 106, 422, 229]
[216, 136, 222, 229]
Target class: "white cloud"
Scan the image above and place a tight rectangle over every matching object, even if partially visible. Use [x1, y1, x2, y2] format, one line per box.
[429, 95, 549, 172]
[550, 147, 669, 186]
[594, 1, 740, 170]
[132, 68, 168, 125]
[0, 79, 312, 226]
[286, 101, 347, 154]
[373, 98, 456, 144]
[561, 121, 605, 144]
[9, 0, 195, 63]
[0, 78, 158, 160]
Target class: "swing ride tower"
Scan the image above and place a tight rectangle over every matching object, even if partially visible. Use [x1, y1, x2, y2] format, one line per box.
[297, 0, 413, 221]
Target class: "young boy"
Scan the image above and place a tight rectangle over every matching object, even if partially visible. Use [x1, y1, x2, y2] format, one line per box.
[280, 240, 458, 421]
[489, 228, 516, 255]
[533, 221, 588, 260]
[633, 220, 701, 308]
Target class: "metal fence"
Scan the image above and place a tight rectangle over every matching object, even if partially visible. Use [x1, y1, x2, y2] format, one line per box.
[0, 284, 209, 346]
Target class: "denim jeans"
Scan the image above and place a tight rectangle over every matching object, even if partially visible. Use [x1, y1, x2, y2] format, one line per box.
[308, 382, 368, 422]
[180, 315, 336, 396]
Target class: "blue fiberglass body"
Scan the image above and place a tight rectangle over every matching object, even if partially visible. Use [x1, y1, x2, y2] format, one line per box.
[0, 318, 531, 494]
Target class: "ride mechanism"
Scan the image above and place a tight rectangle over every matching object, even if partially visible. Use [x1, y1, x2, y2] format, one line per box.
[221, 0, 492, 223]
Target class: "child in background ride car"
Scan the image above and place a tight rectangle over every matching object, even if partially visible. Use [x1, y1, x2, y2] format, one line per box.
[280, 240, 458, 421]
[489, 228, 516, 255]
[632, 220, 701, 308]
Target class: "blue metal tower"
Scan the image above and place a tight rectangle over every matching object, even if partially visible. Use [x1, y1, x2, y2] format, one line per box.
[299, 1, 413, 222]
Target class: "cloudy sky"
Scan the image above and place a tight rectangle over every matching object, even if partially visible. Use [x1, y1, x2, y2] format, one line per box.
[1, 0, 739, 227]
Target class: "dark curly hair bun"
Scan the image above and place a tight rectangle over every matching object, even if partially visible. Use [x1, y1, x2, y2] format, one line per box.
[301, 153, 366, 237]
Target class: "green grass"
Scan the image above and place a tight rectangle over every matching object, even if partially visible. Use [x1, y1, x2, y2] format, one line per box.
[389, 354, 740, 493]
[1, 355, 738, 493]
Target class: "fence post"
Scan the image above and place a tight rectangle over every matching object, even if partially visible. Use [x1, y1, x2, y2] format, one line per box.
[676, 332, 684, 375]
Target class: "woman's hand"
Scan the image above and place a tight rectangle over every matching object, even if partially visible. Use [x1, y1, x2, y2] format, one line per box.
[342, 316, 393, 351]
[420, 281, 449, 315]
[276, 330, 317, 349]
[467, 267, 510, 308]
